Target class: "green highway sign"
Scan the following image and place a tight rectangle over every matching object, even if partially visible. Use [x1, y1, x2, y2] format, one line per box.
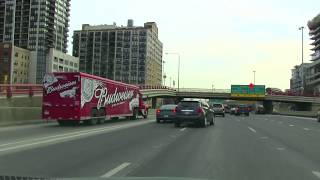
[231, 85, 266, 98]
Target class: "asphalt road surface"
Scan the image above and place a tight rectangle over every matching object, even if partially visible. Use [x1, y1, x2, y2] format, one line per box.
[0, 114, 320, 180]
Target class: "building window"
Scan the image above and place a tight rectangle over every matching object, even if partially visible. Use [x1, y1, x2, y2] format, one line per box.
[15, 52, 18, 57]
[59, 58, 63, 64]
[53, 64, 58, 70]
[70, 62, 74, 66]
[74, 63, 78, 68]
[58, 66, 63, 71]
[64, 60, 69, 65]
[64, 67, 68, 72]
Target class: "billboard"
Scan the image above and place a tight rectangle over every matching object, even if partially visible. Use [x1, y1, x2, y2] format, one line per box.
[231, 85, 265, 98]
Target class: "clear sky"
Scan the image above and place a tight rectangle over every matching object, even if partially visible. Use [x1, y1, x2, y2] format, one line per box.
[68, 0, 320, 90]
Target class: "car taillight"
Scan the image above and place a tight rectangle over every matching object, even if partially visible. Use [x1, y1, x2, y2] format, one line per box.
[156, 109, 161, 114]
[172, 108, 176, 113]
[197, 107, 203, 114]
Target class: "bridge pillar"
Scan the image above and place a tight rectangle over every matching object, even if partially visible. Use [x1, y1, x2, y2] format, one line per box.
[152, 97, 157, 109]
[163, 98, 175, 105]
[294, 102, 312, 111]
[263, 100, 273, 114]
[174, 97, 183, 104]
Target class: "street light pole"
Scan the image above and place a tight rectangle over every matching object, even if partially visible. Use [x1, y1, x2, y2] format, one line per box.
[165, 52, 181, 92]
[299, 26, 305, 93]
[253, 70, 256, 84]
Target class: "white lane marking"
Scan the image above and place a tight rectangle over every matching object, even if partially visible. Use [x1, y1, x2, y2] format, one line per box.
[276, 147, 286, 151]
[303, 128, 310, 131]
[278, 121, 283, 124]
[101, 162, 131, 177]
[264, 118, 268, 120]
[289, 124, 295, 127]
[0, 121, 151, 148]
[180, 128, 186, 131]
[248, 127, 257, 133]
[312, 171, 320, 179]
[0, 121, 151, 152]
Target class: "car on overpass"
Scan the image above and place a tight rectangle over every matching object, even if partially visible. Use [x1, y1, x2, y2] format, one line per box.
[175, 100, 214, 127]
[156, 104, 177, 123]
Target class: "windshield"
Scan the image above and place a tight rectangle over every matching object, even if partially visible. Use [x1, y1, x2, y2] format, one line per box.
[213, 104, 223, 108]
[1, 1, 319, 180]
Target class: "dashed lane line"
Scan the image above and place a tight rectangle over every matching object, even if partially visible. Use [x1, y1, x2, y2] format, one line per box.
[248, 127, 257, 133]
[101, 162, 131, 177]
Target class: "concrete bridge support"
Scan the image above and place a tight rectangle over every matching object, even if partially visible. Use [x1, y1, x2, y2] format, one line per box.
[263, 100, 273, 114]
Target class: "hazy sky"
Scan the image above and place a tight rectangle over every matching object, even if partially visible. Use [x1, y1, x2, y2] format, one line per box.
[68, 0, 320, 90]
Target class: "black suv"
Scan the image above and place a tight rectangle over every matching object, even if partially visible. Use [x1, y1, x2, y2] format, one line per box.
[175, 100, 215, 127]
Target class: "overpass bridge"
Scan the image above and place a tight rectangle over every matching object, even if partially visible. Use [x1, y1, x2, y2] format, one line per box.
[1, 85, 320, 112]
[140, 87, 320, 103]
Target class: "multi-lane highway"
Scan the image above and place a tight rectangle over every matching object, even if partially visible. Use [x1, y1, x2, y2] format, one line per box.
[0, 114, 320, 180]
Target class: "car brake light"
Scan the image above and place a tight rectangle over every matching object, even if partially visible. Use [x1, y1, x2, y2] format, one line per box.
[172, 108, 176, 113]
[197, 107, 203, 114]
[156, 109, 161, 114]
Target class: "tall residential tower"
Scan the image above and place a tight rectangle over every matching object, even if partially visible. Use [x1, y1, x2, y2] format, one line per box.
[0, 0, 71, 83]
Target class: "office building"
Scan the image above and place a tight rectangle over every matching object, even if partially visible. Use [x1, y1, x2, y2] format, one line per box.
[0, 42, 30, 84]
[72, 20, 163, 85]
[46, 48, 79, 73]
[305, 13, 320, 93]
[0, 0, 71, 83]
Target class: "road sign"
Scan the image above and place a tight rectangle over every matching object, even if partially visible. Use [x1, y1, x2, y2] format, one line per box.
[231, 85, 265, 98]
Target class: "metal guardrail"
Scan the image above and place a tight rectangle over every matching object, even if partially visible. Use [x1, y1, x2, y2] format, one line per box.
[176, 88, 231, 93]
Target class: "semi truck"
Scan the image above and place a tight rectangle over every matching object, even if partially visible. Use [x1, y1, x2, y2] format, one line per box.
[42, 72, 149, 126]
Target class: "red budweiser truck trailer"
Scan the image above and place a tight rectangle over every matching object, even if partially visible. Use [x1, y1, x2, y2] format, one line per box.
[42, 72, 149, 125]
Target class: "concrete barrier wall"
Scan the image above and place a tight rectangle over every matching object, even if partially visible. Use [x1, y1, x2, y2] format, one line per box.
[273, 111, 316, 118]
[0, 96, 43, 126]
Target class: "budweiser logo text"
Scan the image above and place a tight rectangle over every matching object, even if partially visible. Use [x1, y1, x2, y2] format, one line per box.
[94, 87, 134, 109]
[46, 81, 77, 94]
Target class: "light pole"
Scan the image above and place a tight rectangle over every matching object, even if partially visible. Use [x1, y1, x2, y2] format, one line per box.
[162, 60, 166, 86]
[253, 70, 256, 84]
[165, 52, 180, 92]
[212, 84, 215, 93]
[299, 26, 305, 93]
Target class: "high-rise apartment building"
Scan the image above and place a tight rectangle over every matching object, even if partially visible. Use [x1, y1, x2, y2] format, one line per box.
[0, 0, 71, 83]
[72, 20, 163, 85]
[305, 14, 320, 93]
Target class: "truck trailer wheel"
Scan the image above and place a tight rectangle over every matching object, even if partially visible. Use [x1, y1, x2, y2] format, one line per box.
[85, 109, 99, 125]
[143, 110, 148, 119]
[58, 120, 67, 126]
[131, 108, 138, 120]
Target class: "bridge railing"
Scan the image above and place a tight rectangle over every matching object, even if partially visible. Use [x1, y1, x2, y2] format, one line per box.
[177, 88, 231, 93]
[0, 84, 43, 98]
[139, 85, 175, 90]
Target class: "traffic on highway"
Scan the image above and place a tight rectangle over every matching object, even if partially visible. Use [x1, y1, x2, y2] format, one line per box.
[1, 0, 320, 180]
[1, 111, 320, 180]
